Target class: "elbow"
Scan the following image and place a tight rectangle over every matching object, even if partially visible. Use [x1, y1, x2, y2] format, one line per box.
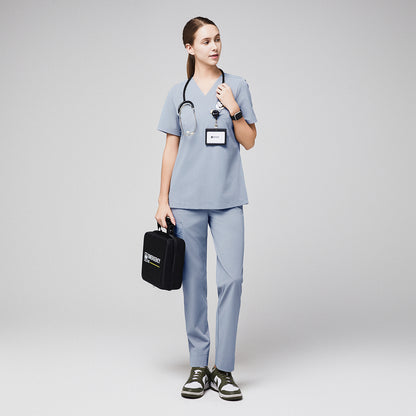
[243, 134, 256, 150]
[244, 141, 255, 150]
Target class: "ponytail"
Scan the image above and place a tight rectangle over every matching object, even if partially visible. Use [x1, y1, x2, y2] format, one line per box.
[186, 54, 195, 79]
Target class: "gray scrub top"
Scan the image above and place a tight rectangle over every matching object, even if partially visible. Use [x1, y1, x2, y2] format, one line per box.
[157, 72, 257, 210]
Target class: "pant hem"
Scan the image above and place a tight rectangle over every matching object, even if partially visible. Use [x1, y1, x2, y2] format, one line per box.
[214, 359, 235, 372]
[190, 353, 209, 368]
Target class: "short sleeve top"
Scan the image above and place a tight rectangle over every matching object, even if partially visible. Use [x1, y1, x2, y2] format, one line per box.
[157, 72, 257, 209]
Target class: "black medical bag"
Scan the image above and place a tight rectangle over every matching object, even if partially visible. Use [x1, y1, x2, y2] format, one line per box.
[141, 216, 185, 291]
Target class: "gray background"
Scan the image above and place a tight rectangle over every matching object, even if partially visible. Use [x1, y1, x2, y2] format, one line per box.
[1, 0, 415, 415]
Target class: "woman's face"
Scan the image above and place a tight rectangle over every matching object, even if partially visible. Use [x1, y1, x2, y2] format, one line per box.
[186, 24, 222, 67]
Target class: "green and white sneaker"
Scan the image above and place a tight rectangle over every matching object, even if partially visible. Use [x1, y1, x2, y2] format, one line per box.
[181, 366, 210, 399]
[210, 367, 243, 401]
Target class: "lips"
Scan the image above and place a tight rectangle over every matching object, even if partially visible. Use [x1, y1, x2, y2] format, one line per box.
[210, 54, 219, 59]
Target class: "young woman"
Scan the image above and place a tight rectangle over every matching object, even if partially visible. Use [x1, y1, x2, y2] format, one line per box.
[155, 16, 257, 401]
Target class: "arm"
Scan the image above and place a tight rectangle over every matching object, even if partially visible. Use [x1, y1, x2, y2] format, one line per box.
[228, 102, 257, 150]
[216, 83, 257, 150]
[155, 133, 180, 228]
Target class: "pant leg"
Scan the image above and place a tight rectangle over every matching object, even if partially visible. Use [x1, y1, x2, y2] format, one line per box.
[171, 208, 210, 367]
[208, 206, 244, 372]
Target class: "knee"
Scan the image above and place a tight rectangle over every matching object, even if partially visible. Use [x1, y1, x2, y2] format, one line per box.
[220, 273, 243, 291]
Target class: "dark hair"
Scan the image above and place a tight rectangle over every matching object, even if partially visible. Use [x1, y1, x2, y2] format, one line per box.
[182, 16, 218, 79]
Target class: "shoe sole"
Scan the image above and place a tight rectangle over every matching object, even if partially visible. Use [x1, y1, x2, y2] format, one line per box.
[210, 381, 243, 401]
[181, 382, 210, 399]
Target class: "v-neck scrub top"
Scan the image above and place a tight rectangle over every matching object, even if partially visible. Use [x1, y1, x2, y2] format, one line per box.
[157, 72, 257, 210]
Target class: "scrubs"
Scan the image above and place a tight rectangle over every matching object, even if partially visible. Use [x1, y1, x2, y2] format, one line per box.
[157, 73, 257, 209]
[157, 72, 257, 372]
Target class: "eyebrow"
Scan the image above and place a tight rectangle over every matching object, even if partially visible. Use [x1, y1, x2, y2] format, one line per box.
[201, 34, 221, 41]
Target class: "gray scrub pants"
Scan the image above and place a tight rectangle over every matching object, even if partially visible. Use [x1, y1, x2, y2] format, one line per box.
[171, 206, 244, 372]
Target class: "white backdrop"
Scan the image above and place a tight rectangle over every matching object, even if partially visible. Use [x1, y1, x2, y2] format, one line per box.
[1, 1, 415, 415]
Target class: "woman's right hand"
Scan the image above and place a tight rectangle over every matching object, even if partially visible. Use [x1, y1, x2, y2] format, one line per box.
[155, 201, 176, 229]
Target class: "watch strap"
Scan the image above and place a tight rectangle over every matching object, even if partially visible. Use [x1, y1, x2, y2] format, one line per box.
[231, 110, 243, 120]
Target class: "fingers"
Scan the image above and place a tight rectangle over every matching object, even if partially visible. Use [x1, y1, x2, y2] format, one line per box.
[155, 216, 164, 228]
[216, 84, 225, 94]
[155, 211, 175, 229]
[167, 209, 176, 226]
[216, 83, 235, 107]
[155, 212, 167, 229]
[216, 83, 230, 92]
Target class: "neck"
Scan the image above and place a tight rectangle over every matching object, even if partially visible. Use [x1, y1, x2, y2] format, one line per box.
[193, 62, 221, 80]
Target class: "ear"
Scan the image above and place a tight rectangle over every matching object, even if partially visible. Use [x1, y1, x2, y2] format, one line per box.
[185, 43, 194, 56]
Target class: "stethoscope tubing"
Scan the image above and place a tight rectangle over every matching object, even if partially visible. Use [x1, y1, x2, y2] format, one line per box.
[178, 68, 225, 114]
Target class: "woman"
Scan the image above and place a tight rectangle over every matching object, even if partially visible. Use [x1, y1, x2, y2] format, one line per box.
[155, 16, 257, 401]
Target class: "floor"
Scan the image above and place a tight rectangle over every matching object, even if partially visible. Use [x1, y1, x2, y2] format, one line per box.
[1, 321, 414, 416]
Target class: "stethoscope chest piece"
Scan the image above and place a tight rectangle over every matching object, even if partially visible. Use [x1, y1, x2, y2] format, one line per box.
[216, 100, 224, 110]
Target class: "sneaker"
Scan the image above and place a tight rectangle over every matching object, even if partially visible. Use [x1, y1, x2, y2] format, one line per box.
[210, 367, 243, 401]
[181, 366, 210, 399]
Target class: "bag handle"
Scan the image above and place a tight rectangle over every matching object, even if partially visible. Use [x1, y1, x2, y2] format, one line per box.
[157, 216, 175, 235]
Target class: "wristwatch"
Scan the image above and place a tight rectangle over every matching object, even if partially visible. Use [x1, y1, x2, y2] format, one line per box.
[230, 110, 243, 120]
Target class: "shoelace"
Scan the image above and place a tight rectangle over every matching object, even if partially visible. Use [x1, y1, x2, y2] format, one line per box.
[217, 370, 235, 386]
[188, 368, 204, 384]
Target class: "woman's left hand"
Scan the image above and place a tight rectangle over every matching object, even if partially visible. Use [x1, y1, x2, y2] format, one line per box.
[216, 83, 239, 115]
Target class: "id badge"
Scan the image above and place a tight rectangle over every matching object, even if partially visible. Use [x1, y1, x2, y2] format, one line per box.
[205, 128, 227, 145]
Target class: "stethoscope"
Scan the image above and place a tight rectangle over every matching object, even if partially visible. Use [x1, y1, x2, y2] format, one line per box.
[177, 68, 225, 135]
